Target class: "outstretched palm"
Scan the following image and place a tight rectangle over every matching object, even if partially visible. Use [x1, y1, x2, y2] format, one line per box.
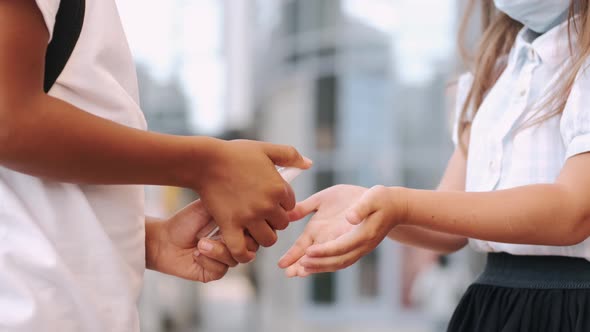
[278, 185, 367, 277]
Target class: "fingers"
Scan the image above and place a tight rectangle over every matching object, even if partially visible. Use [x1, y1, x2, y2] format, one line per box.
[298, 265, 311, 277]
[279, 182, 296, 211]
[247, 220, 278, 247]
[223, 228, 255, 263]
[262, 143, 312, 169]
[287, 194, 322, 222]
[299, 249, 364, 273]
[284, 260, 312, 278]
[245, 234, 260, 253]
[197, 238, 238, 267]
[192, 254, 230, 282]
[278, 233, 313, 268]
[295, 212, 388, 274]
[265, 204, 290, 231]
[305, 227, 365, 258]
[285, 264, 299, 278]
[306, 211, 386, 258]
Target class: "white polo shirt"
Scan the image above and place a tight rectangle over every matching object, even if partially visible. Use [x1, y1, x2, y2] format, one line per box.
[453, 21, 590, 259]
[0, 1, 147, 331]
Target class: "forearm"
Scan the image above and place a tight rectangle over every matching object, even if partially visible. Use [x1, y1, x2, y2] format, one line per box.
[399, 184, 588, 246]
[387, 225, 467, 253]
[0, 93, 218, 188]
[386, 148, 468, 253]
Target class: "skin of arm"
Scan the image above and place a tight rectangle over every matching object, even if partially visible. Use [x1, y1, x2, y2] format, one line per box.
[397, 152, 590, 246]
[299, 152, 590, 274]
[386, 147, 468, 254]
[277, 149, 468, 277]
[0, 1, 311, 263]
[278, 132, 471, 277]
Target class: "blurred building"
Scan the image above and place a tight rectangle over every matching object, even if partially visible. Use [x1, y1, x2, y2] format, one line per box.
[248, 1, 456, 332]
[136, 64, 191, 135]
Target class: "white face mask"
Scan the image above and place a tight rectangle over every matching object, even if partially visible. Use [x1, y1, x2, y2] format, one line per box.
[494, 0, 571, 33]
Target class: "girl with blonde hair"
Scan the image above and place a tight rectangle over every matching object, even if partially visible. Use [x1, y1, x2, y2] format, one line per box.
[281, 1, 590, 330]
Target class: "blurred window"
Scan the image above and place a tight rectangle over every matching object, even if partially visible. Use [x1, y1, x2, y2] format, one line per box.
[311, 273, 336, 304]
[302, 0, 340, 32]
[315, 75, 338, 151]
[283, 0, 299, 36]
[310, 170, 337, 304]
[358, 251, 379, 299]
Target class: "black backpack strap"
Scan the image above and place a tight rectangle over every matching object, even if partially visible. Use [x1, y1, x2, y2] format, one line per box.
[43, 0, 85, 93]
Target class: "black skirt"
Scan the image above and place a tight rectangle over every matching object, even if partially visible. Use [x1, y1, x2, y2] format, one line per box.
[447, 253, 590, 332]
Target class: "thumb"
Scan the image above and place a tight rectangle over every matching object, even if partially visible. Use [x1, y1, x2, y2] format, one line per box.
[168, 200, 215, 246]
[262, 143, 312, 169]
[278, 234, 313, 269]
[345, 191, 377, 225]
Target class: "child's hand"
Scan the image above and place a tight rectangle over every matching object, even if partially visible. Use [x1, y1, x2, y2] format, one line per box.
[278, 185, 367, 277]
[295, 185, 407, 274]
[147, 200, 259, 283]
[197, 139, 312, 263]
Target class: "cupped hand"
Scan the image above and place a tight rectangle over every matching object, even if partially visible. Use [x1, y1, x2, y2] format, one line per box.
[278, 185, 367, 277]
[288, 185, 406, 275]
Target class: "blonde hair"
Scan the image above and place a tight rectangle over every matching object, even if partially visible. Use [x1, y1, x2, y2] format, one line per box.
[456, 0, 590, 150]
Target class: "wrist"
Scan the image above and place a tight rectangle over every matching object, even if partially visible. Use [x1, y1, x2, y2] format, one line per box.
[145, 218, 165, 271]
[178, 136, 227, 191]
[186, 137, 227, 193]
[389, 186, 410, 227]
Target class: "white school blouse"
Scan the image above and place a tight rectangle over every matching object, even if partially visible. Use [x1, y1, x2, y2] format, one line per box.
[453, 21, 590, 259]
[0, 1, 148, 331]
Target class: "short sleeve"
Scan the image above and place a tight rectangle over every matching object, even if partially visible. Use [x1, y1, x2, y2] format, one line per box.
[35, 0, 60, 41]
[452, 72, 475, 146]
[560, 62, 590, 160]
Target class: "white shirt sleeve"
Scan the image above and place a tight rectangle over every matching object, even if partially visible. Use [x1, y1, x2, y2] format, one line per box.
[452, 72, 475, 146]
[560, 60, 590, 160]
[35, 0, 60, 41]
